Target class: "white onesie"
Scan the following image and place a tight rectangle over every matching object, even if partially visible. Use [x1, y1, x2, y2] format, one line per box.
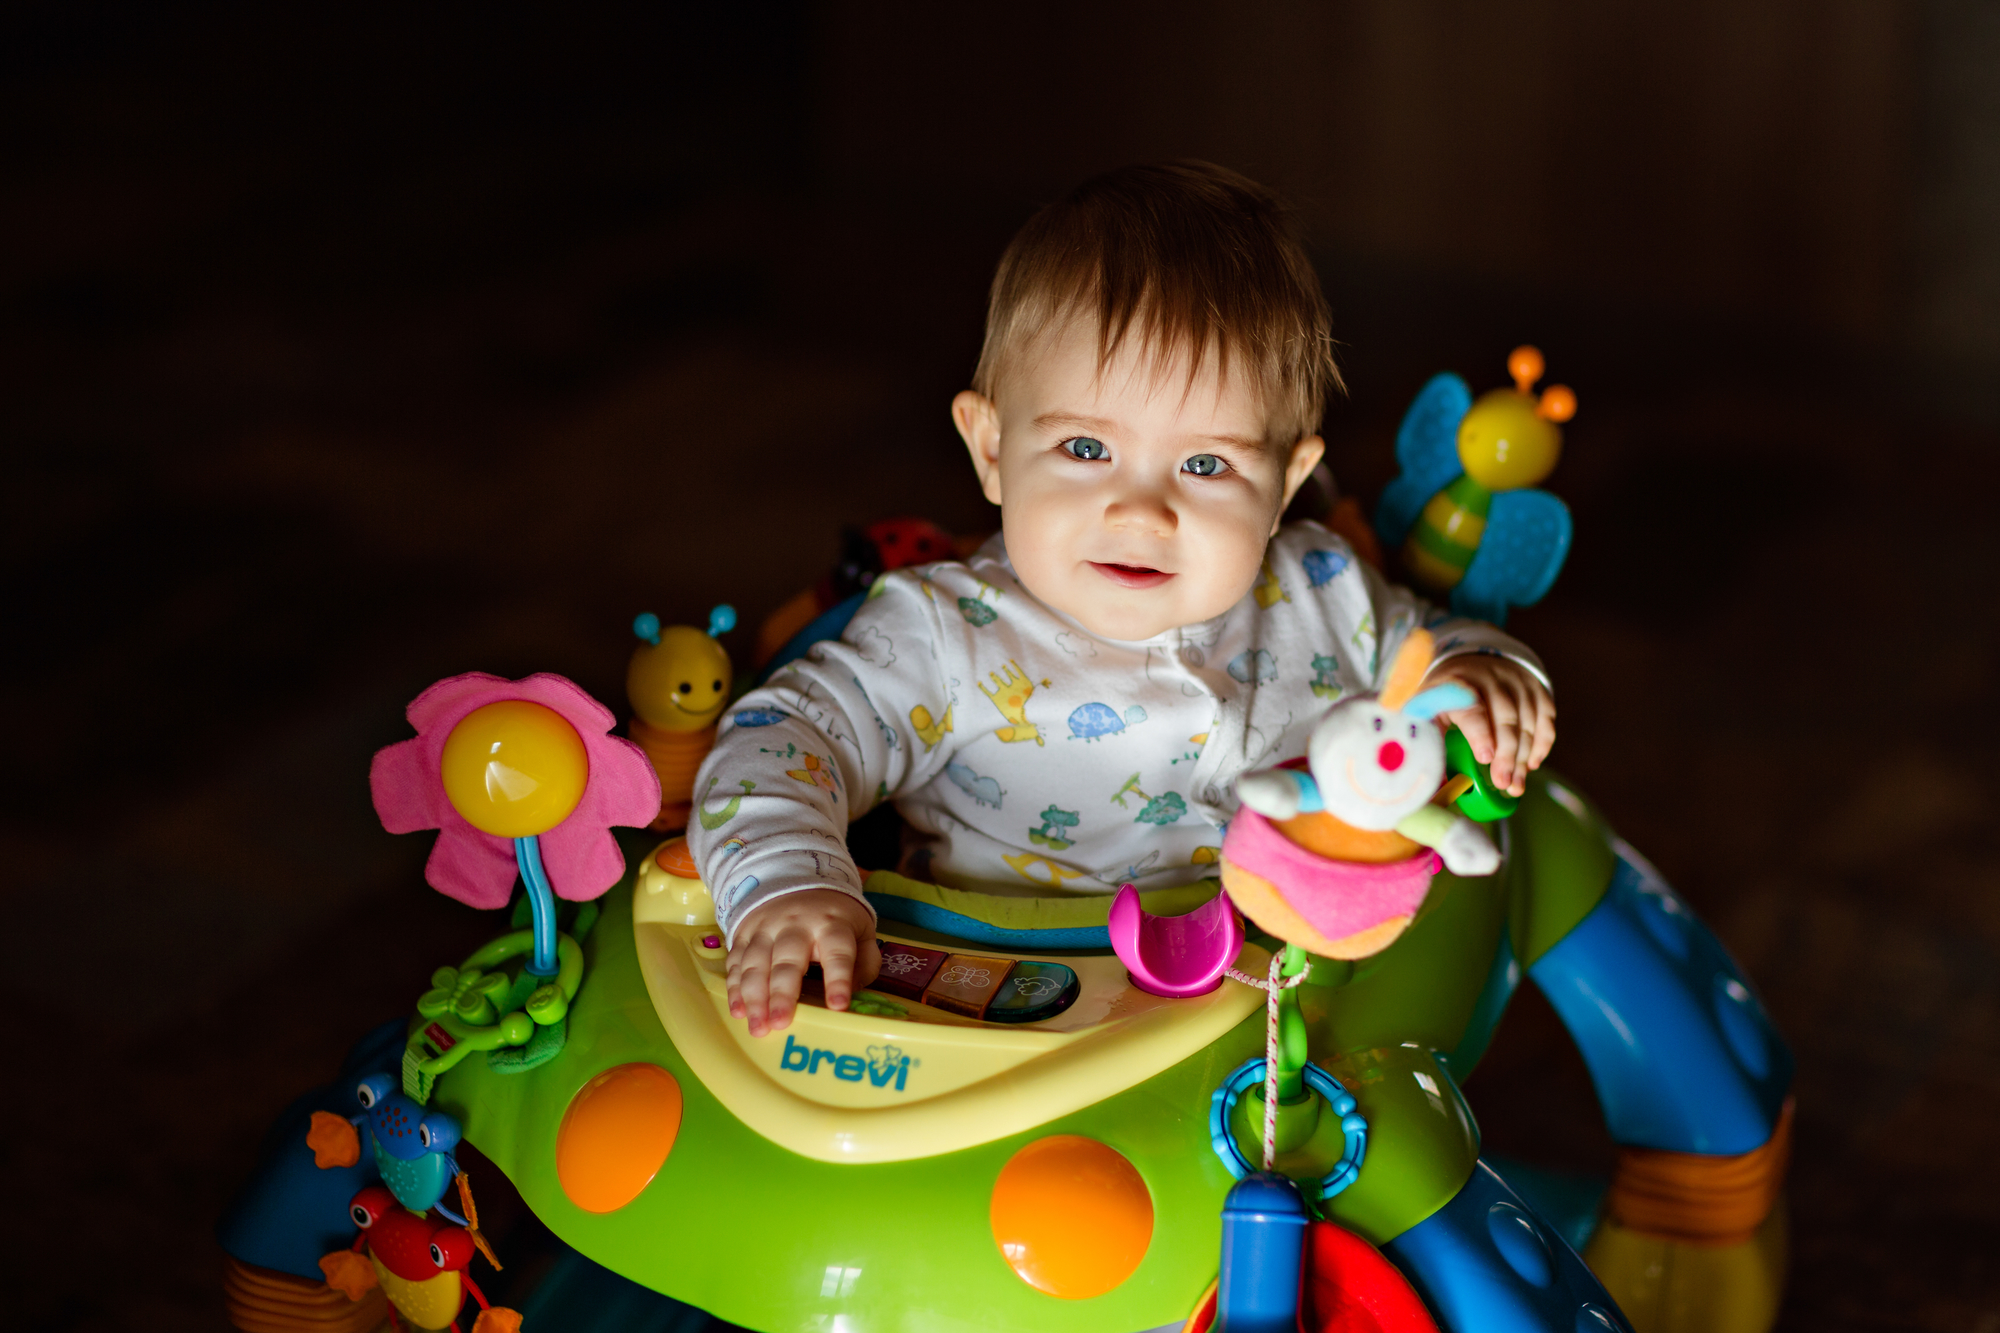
[688, 522, 1545, 942]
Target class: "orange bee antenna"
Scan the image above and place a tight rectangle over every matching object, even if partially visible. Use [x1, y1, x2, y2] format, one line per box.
[1508, 345, 1544, 395]
[1537, 384, 1577, 423]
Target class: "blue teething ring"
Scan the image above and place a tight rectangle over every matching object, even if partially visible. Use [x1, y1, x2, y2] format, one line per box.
[1208, 1057, 1369, 1199]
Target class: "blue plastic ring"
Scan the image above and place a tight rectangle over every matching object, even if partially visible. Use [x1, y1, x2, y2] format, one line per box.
[1208, 1057, 1368, 1199]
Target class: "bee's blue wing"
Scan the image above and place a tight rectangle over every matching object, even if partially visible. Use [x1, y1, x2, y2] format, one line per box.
[1451, 488, 1572, 626]
[1375, 373, 1472, 547]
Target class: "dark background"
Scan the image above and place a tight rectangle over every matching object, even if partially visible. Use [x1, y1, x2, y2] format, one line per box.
[6, 3, 1998, 1329]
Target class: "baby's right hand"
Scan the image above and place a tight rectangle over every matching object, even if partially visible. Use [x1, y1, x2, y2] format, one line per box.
[726, 889, 881, 1038]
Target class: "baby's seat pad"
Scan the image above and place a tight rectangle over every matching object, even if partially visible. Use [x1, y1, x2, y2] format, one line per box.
[632, 868, 1266, 1163]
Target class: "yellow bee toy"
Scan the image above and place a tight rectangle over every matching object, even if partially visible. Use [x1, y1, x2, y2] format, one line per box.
[626, 605, 735, 830]
[1375, 346, 1577, 625]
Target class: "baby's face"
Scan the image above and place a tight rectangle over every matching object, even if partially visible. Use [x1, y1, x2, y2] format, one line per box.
[955, 322, 1322, 641]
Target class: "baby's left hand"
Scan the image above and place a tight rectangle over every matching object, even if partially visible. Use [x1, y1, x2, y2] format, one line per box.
[1425, 655, 1555, 797]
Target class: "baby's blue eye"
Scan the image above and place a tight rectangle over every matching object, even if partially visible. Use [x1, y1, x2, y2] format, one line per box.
[1063, 438, 1108, 461]
[1183, 454, 1227, 476]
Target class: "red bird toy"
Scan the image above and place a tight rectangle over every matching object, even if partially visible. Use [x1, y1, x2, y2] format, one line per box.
[321, 1185, 521, 1333]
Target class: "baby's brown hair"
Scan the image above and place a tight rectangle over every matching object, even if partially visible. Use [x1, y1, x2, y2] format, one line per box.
[971, 161, 1341, 446]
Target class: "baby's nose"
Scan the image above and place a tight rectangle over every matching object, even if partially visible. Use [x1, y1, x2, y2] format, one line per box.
[1377, 741, 1405, 771]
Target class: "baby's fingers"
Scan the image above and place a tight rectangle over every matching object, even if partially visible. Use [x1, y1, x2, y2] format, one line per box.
[1486, 689, 1524, 795]
[1524, 689, 1557, 773]
[1448, 704, 1497, 771]
[818, 925, 860, 1012]
[729, 937, 772, 1035]
[763, 932, 813, 1034]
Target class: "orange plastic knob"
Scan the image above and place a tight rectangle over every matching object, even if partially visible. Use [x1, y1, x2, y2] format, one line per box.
[556, 1064, 683, 1213]
[654, 837, 699, 877]
[1508, 345, 1544, 393]
[990, 1135, 1153, 1299]
[1538, 384, 1577, 423]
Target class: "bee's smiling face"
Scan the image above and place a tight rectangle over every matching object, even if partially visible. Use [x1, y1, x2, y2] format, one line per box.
[1305, 700, 1446, 831]
[667, 672, 727, 720]
[629, 626, 732, 731]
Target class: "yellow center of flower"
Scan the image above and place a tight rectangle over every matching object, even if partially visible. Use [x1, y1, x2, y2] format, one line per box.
[440, 700, 589, 837]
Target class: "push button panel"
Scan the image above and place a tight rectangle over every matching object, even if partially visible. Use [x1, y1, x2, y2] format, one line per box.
[926, 954, 1011, 1016]
[804, 943, 1081, 1024]
[985, 962, 1078, 1023]
[870, 942, 948, 999]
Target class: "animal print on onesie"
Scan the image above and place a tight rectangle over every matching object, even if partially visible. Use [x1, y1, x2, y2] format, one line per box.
[688, 522, 1546, 943]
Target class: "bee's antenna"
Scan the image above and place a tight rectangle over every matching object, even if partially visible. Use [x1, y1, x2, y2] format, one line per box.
[1508, 345, 1545, 395]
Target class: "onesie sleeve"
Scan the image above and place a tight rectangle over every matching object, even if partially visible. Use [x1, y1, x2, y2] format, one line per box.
[1360, 557, 1551, 693]
[1276, 523, 1549, 694]
[687, 571, 959, 944]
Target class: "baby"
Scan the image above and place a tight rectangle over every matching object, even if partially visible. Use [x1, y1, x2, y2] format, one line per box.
[690, 161, 1555, 1037]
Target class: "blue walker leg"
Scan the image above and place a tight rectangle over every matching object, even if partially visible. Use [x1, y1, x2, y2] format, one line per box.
[1384, 1159, 1632, 1333]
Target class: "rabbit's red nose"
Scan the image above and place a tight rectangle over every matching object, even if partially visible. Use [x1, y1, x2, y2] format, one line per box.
[1377, 741, 1405, 771]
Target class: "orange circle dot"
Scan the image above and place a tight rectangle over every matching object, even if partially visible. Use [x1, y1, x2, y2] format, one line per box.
[990, 1135, 1153, 1299]
[556, 1063, 683, 1213]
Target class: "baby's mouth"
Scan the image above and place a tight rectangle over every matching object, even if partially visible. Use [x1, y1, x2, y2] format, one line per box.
[1090, 562, 1175, 590]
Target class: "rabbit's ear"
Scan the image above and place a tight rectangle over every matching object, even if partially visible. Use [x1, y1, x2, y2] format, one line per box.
[1378, 627, 1435, 711]
[1403, 684, 1475, 721]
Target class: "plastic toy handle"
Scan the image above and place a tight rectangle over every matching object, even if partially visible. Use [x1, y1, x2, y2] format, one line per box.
[1444, 726, 1520, 821]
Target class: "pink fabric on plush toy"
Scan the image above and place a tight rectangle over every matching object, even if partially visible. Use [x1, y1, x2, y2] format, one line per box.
[1221, 806, 1440, 948]
[370, 672, 661, 910]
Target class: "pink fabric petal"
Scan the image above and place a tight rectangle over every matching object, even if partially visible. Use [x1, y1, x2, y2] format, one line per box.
[425, 826, 521, 910]
[587, 733, 664, 829]
[370, 736, 449, 833]
[511, 672, 618, 734]
[404, 671, 516, 736]
[545, 732, 659, 900]
[537, 823, 632, 902]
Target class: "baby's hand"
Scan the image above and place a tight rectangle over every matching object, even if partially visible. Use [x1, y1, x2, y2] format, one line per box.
[1424, 656, 1555, 797]
[726, 889, 881, 1038]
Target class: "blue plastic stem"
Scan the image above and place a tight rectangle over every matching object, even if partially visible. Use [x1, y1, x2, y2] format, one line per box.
[514, 835, 559, 977]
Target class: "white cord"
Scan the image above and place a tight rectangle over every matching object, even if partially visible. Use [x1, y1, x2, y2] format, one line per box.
[1227, 951, 1309, 1169]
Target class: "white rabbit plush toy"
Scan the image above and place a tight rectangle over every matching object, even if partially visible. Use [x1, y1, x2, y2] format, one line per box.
[1235, 629, 1501, 878]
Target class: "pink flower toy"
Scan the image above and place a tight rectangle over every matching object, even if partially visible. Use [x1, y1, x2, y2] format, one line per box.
[371, 672, 660, 1097]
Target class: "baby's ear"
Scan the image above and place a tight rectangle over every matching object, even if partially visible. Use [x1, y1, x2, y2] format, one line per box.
[953, 391, 1004, 505]
[1274, 435, 1327, 533]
